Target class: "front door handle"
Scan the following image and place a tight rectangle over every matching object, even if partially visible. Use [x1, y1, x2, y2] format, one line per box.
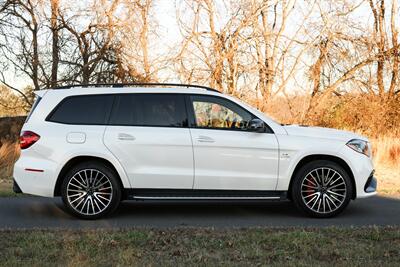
[196, 135, 215, 143]
[118, 133, 136, 141]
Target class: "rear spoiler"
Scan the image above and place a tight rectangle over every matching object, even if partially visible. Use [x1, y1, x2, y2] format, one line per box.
[34, 89, 50, 98]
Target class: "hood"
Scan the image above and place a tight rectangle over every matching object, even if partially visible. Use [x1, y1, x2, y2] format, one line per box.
[283, 125, 368, 142]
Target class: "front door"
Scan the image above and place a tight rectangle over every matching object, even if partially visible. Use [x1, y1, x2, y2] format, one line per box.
[188, 95, 279, 191]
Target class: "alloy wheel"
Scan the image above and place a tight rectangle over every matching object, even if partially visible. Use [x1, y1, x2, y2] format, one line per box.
[301, 167, 347, 214]
[66, 169, 113, 216]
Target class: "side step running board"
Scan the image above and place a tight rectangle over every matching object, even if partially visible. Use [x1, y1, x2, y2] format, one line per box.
[124, 189, 287, 201]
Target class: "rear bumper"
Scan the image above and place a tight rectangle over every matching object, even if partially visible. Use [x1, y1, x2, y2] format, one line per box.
[13, 179, 23, 193]
[13, 155, 58, 197]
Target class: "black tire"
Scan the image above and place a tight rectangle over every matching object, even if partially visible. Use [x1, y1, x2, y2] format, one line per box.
[291, 160, 353, 218]
[61, 161, 122, 219]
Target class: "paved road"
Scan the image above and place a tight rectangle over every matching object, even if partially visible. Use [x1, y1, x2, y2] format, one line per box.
[0, 196, 399, 229]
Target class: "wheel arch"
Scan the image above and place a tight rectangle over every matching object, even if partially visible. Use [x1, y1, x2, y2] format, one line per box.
[54, 155, 125, 197]
[287, 154, 356, 200]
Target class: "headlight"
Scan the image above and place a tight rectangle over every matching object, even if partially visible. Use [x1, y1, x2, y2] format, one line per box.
[346, 139, 371, 157]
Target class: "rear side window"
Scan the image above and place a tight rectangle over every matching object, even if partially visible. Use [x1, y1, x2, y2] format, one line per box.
[109, 94, 187, 127]
[48, 95, 113, 125]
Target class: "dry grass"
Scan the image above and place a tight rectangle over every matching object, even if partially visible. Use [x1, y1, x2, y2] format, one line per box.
[371, 136, 400, 167]
[0, 180, 16, 197]
[0, 142, 20, 179]
[370, 136, 400, 197]
[374, 164, 400, 197]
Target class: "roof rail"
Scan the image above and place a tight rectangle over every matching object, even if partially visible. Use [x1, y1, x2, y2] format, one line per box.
[53, 83, 220, 93]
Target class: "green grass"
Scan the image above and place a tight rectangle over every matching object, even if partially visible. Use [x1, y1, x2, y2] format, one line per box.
[0, 227, 399, 266]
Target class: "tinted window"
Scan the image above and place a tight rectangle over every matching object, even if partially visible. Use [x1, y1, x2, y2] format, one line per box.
[48, 95, 113, 124]
[191, 95, 254, 130]
[109, 94, 187, 127]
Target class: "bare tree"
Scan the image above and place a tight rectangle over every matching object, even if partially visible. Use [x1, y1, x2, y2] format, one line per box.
[50, 0, 59, 87]
[0, 0, 42, 92]
[118, 0, 158, 82]
[175, 0, 266, 94]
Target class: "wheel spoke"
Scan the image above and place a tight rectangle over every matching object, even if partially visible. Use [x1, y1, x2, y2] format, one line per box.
[304, 192, 319, 199]
[302, 184, 318, 190]
[71, 177, 86, 189]
[328, 182, 345, 190]
[69, 192, 87, 203]
[315, 170, 322, 185]
[327, 190, 345, 198]
[309, 193, 320, 209]
[325, 195, 332, 212]
[77, 172, 88, 186]
[310, 173, 320, 186]
[305, 177, 317, 186]
[94, 193, 107, 207]
[68, 192, 84, 198]
[325, 194, 338, 208]
[93, 197, 102, 212]
[328, 176, 341, 187]
[67, 189, 86, 193]
[93, 180, 109, 190]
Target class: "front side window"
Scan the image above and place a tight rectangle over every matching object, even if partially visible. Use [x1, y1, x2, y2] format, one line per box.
[109, 94, 187, 127]
[191, 95, 254, 130]
[48, 95, 113, 124]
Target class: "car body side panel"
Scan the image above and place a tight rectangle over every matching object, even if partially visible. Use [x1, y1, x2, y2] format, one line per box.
[103, 126, 194, 189]
[275, 134, 375, 198]
[190, 129, 279, 190]
[13, 121, 132, 197]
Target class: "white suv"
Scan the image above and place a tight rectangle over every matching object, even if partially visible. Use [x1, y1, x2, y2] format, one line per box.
[13, 83, 377, 219]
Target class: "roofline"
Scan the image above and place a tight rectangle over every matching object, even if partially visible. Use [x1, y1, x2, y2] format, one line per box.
[53, 83, 221, 93]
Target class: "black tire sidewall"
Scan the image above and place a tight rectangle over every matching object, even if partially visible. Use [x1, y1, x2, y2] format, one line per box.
[291, 160, 353, 218]
[61, 161, 122, 220]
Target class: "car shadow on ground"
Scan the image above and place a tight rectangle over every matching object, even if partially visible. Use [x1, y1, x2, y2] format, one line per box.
[52, 195, 400, 228]
[1, 195, 399, 228]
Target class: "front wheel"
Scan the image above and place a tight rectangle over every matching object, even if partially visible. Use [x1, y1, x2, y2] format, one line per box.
[291, 160, 353, 218]
[61, 161, 122, 219]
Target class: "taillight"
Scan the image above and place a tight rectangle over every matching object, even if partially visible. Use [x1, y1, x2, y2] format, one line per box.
[19, 131, 40, 149]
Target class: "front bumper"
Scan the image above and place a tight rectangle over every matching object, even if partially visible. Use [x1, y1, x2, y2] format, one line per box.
[364, 171, 377, 193]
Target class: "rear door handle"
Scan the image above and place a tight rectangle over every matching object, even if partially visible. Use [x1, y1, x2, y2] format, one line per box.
[196, 135, 215, 143]
[118, 133, 136, 141]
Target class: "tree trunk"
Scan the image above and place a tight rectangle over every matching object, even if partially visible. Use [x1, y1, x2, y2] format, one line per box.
[50, 0, 59, 88]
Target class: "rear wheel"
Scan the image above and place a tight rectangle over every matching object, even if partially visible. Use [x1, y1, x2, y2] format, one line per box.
[291, 160, 353, 218]
[61, 161, 121, 219]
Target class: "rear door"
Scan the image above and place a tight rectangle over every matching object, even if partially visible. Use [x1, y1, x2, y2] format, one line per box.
[103, 93, 194, 189]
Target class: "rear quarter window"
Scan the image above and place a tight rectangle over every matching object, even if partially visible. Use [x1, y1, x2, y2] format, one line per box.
[47, 95, 113, 125]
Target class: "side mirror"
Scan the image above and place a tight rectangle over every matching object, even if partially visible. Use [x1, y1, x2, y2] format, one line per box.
[247, 118, 266, 133]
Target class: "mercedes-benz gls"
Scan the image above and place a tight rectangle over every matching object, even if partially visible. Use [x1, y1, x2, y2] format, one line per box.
[13, 83, 377, 219]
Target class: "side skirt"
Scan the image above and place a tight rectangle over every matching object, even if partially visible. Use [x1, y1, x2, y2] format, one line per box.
[124, 189, 287, 201]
